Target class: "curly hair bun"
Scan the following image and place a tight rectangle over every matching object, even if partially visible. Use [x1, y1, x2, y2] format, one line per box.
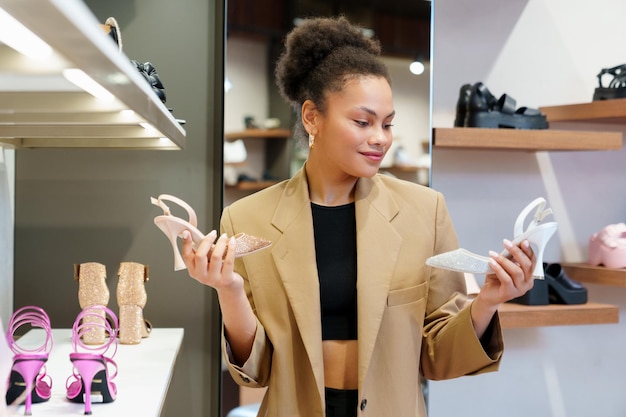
[275, 16, 388, 108]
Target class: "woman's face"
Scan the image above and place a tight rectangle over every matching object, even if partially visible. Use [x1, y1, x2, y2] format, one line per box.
[313, 76, 395, 179]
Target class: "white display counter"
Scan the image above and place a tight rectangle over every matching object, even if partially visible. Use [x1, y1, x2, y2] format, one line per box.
[5, 328, 183, 416]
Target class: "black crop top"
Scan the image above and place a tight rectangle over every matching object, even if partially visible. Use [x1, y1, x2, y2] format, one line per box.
[311, 202, 358, 340]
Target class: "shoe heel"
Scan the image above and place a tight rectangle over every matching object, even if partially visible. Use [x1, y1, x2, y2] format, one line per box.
[8, 356, 48, 414]
[117, 262, 148, 345]
[69, 357, 106, 415]
[524, 222, 558, 279]
[74, 262, 110, 344]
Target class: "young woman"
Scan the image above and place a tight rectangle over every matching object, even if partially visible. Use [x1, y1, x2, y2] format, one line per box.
[181, 16, 536, 417]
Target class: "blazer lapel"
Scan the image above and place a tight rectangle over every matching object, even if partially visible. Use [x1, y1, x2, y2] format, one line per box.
[354, 176, 402, 388]
[270, 169, 325, 397]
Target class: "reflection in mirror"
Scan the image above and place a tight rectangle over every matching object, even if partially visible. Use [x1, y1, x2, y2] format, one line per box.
[221, 0, 431, 414]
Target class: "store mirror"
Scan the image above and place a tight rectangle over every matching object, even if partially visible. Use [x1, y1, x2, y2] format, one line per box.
[220, 1, 431, 414]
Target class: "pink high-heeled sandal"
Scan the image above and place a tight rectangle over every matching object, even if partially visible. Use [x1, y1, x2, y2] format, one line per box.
[426, 197, 558, 279]
[66, 306, 119, 415]
[5, 306, 54, 415]
[150, 194, 272, 271]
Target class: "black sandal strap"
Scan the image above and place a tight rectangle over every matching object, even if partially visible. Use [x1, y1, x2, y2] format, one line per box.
[496, 94, 516, 114]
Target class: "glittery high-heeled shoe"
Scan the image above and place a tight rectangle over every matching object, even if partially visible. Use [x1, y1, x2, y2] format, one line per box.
[5, 306, 54, 415]
[74, 262, 110, 345]
[426, 197, 558, 279]
[116, 262, 149, 345]
[150, 194, 272, 271]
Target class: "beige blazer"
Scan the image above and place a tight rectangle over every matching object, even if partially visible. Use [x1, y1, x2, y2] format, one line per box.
[221, 168, 503, 417]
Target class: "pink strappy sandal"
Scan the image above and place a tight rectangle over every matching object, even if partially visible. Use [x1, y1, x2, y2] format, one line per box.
[5, 306, 54, 415]
[150, 194, 272, 271]
[66, 306, 119, 415]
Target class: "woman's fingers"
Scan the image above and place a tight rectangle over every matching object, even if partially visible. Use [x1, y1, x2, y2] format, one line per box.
[489, 239, 535, 294]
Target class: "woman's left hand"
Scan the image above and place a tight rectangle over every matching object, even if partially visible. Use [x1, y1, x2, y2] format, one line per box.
[479, 239, 536, 308]
[470, 239, 536, 338]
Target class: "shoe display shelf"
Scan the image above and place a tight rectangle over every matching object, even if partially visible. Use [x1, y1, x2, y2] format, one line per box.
[224, 128, 292, 192]
[0, 0, 185, 149]
[8, 328, 183, 417]
[498, 302, 618, 329]
[434, 99, 626, 328]
[432, 127, 622, 151]
[558, 263, 626, 287]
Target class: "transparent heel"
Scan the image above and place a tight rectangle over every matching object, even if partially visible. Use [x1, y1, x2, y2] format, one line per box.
[426, 197, 558, 279]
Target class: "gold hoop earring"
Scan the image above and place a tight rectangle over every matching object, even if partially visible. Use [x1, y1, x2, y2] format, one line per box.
[308, 133, 315, 149]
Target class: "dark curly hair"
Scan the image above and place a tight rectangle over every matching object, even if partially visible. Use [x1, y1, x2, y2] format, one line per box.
[275, 16, 391, 144]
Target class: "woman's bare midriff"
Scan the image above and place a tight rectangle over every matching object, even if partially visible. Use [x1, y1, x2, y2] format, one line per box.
[322, 340, 358, 389]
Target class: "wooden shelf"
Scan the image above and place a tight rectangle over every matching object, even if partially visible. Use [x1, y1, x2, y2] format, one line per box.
[0, 0, 185, 149]
[561, 263, 626, 287]
[540, 98, 626, 124]
[225, 128, 291, 141]
[432, 127, 622, 151]
[498, 302, 619, 328]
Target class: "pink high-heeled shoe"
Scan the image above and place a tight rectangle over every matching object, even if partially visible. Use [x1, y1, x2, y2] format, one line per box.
[588, 223, 626, 269]
[150, 194, 272, 271]
[66, 306, 119, 415]
[426, 197, 558, 279]
[5, 306, 54, 415]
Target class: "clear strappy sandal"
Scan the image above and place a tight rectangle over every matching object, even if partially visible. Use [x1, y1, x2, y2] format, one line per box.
[150, 194, 272, 271]
[426, 197, 558, 279]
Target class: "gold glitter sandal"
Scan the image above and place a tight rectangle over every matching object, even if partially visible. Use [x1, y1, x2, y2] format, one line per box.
[74, 262, 110, 345]
[116, 262, 149, 345]
[150, 194, 272, 271]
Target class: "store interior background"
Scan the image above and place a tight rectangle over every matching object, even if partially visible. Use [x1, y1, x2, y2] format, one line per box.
[2, 0, 626, 416]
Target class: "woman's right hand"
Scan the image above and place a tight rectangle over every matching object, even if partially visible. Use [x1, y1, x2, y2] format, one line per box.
[181, 230, 244, 292]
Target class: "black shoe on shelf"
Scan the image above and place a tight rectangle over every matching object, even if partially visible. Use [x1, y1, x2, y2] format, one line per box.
[454, 83, 472, 127]
[543, 263, 588, 305]
[509, 278, 549, 306]
[593, 64, 626, 101]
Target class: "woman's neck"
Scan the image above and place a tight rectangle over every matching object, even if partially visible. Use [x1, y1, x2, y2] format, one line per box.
[305, 161, 357, 207]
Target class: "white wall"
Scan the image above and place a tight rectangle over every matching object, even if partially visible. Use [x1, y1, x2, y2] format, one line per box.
[0, 148, 14, 324]
[429, 1, 626, 416]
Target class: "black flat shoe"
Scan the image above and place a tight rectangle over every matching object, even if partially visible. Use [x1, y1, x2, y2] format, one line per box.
[544, 263, 588, 305]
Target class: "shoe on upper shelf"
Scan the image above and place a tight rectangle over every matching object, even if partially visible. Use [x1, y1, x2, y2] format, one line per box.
[588, 223, 626, 269]
[454, 82, 549, 130]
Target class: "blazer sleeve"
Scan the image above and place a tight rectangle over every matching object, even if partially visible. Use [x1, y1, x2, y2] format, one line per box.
[219, 205, 273, 388]
[419, 193, 504, 380]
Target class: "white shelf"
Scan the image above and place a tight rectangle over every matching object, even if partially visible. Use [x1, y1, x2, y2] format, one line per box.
[0, 0, 185, 149]
[6, 328, 183, 416]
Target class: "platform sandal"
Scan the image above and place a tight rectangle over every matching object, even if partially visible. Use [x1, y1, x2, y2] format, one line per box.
[592, 64, 626, 101]
[464, 82, 548, 129]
